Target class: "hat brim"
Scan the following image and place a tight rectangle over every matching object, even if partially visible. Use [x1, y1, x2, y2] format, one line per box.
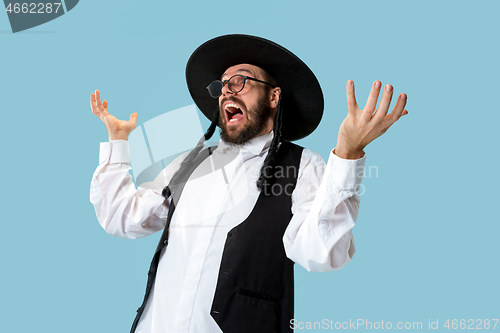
[186, 34, 324, 141]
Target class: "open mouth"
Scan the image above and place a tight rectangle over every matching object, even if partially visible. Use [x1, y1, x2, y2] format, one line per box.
[224, 103, 244, 124]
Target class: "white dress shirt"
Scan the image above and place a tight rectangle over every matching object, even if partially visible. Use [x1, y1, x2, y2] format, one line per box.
[90, 132, 366, 333]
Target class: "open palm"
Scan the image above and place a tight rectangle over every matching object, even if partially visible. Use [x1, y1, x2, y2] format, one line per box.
[90, 89, 138, 141]
[335, 80, 408, 159]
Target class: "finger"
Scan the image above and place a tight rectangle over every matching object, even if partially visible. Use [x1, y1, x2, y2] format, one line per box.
[346, 80, 358, 114]
[95, 89, 103, 110]
[90, 93, 100, 116]
[364, 81, 382, 114]
[99, 99, 111, 117]
[129, 112, 138, 124]
[387, 93, 408, 122]
[373, 84, 394, 120]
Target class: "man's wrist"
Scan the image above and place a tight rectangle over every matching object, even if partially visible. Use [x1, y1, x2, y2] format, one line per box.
[109, 133, 129, 141]
[333, 147, 364, 160]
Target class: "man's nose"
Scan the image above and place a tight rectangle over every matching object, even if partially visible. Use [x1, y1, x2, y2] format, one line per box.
[221, 82, 235, 96]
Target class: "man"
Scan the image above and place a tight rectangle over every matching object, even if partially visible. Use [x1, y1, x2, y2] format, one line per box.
[90, 34, 407, 333]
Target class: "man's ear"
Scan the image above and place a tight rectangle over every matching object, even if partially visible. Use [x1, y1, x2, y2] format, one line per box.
[269, 87, 281, 109]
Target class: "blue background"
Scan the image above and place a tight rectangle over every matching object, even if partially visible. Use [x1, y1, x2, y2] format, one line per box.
[1, 0, 498, 332]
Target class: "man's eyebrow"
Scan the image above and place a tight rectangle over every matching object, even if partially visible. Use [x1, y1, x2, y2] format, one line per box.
[221, 68, 255, 80]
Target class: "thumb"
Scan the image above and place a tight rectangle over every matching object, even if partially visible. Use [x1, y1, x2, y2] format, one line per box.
[130, 112, 138, 123]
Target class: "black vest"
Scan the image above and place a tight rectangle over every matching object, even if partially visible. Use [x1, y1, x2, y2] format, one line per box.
[130, 141, 304, 333]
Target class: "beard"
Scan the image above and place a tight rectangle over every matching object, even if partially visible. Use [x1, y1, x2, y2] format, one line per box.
[219, 94, 272, 145]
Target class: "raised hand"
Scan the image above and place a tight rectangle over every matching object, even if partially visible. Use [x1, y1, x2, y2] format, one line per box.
[335, 80, 408, 159]
[90, 89, 138, 141]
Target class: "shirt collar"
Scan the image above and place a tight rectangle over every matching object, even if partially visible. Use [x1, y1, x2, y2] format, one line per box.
[217, 131, 274, 156]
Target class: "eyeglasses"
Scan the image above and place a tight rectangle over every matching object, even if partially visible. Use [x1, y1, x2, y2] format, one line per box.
[206, 74, 276, 98]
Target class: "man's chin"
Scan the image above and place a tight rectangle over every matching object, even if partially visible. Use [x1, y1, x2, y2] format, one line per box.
[221, 130, 243, 144]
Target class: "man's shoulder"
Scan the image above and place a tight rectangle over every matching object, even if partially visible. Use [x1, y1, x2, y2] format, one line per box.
[280, 141, 326, 169]
[301, 147, 326, 169]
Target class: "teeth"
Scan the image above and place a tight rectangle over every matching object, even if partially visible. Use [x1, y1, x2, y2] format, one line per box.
[229, 119, 237, 122]
[224, 103, 240, 113]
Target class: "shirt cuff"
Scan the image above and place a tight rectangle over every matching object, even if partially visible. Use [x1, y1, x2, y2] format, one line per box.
[99, 140, 130, 165]
[325, 148, 366, 190]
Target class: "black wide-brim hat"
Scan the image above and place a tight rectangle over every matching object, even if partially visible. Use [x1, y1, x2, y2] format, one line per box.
[186, 34, 324, 141]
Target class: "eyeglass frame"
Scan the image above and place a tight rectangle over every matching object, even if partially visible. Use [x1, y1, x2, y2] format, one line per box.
[206, 74, 277, 98]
